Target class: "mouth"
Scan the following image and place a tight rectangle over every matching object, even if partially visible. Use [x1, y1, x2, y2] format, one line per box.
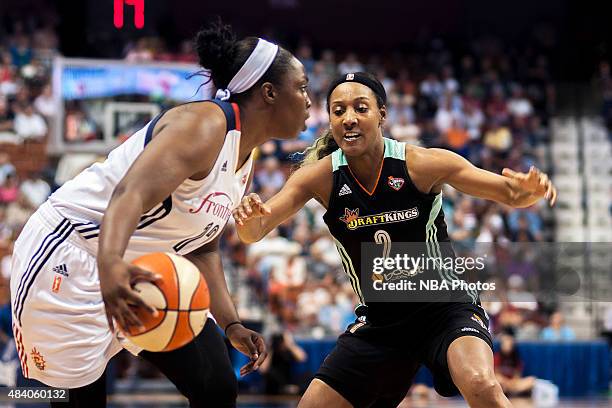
[343, 132, 361, 142]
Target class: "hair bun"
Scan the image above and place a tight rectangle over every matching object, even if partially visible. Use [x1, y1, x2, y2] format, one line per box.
[194, 20, 239, 87]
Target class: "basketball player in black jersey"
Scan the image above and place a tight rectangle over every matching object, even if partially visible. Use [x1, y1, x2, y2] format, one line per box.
[233, 72, 556, 408]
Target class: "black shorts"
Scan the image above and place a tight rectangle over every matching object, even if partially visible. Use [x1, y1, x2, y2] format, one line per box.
[314, 303, 493, 408]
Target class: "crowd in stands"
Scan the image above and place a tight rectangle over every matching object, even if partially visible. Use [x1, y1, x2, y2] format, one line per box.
[0, 16, 588, 388]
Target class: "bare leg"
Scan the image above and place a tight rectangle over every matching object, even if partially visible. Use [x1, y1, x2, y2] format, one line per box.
[447, 336, 512, 408]
[298, 379, 353, 408]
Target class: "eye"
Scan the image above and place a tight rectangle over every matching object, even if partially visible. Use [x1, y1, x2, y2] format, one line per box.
[357, 105, 369, 113]
[333, 107, 344, 116]
[300, 85, 308, 92]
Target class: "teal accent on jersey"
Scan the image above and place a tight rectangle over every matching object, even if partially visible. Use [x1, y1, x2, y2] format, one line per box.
[383, 138, 405, 160]
[332, 138, 404, 172]
[425, 193, 478, 303]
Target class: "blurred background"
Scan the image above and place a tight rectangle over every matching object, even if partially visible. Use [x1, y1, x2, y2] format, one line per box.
[0, 0, 611, 406]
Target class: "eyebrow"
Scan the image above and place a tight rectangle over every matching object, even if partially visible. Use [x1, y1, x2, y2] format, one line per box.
[331, 96, 371, 105]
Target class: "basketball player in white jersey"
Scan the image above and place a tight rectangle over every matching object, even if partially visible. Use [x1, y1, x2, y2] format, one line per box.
[9, 21, 311, 407]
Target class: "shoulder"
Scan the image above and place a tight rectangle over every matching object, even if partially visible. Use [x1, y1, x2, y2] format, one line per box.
[405, 145, 468, 175]
[154, 101, 228, 148]
[405, 144, 452, 164]
[142, 101, 230, 178]
[405, 145, 460, 194]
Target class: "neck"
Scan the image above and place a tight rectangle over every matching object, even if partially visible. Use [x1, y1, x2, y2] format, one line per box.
[346, 136, 385, 191]
[236, 104, 271, 166]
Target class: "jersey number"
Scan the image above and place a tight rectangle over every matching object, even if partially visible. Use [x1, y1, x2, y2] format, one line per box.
[173, 222, 219, 252]
[374, 230, 392, 259]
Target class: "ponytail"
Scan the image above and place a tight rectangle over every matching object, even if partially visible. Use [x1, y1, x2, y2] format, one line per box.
[300, 129, 338, 167]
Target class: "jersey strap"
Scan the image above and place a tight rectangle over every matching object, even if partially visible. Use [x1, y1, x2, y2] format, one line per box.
[209, 99, 241, 133]
[143, 99, 240, 147]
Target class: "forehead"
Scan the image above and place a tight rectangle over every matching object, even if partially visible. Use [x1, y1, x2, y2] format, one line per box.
[287, 57, 307, 82]
[330, 82, 376, 103]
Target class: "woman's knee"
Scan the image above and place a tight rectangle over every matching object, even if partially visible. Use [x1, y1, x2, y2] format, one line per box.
[461, 368, 506, 405]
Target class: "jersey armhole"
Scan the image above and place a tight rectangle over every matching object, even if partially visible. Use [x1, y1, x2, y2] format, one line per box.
[403, 144, 441, 199]
[208, 99, 239, 133]
[322, 157, 339, 219]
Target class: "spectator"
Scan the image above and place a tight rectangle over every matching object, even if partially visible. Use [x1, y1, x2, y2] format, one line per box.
[434, 95, 459, 133]
[14, 103, 47, 141]
[19, 172, 50, 207]
[308, 62, 331, 95]
[540, 311, 576, 341]
[419, 73, 444, 102]
[33, 83, 56, 119]
[445, 118, 470, 157]
[486, 86, 510, 123]
[296, 43, 315, 74]
[507, 208, 543, 241]
[0, 154, 16, 186]
[0, 206, 13, 248]
[507, 85, 534, 119]
[0, 98, 17, 143]
[318, 292, 354, 334]
[390, 114, 420, 145]
[441, 65, 460, 94]
[64, 108, 98, 142]
[337, 53, 364, 74]
[260, 332, 307, 395]
[494, 329, 536, 397]
[0, 52, 18, 96]
[484, 119, 513, 155]
[463, 100, 485, 140]
[255, 157, 286, 193]
[6, 191, 35, 230]
[0, 174, 19, 204]
[9, 35, 32, 68]
[125, 38, 154, 62]
[506, 274, 538, 312]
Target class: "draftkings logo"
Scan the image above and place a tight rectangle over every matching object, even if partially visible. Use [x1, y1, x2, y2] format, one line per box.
[339, 207, 419, 230]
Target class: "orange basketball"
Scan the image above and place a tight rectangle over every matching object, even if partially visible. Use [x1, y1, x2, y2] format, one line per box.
[124, 252, 210, 352]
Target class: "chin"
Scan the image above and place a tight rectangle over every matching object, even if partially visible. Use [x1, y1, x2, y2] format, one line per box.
[340, 142, 367, 157]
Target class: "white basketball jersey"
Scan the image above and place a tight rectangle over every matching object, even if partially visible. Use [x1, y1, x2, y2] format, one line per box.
[49, 100, 252, 260]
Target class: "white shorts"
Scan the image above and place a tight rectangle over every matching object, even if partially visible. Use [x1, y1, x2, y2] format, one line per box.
[10, 202, 140, 388]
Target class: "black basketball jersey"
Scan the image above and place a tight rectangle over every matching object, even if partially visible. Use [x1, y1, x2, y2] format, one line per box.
[323, 138, 477, 325]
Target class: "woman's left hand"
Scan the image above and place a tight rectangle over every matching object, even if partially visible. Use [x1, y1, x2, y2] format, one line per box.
[226, 324, 268, 376]
[502, 166, 557, 206]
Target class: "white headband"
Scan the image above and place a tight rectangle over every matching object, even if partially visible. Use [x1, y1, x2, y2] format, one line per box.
[215, 38, 279, 101]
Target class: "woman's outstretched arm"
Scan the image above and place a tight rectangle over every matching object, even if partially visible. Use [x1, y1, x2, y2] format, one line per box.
[233, 156, 332, 243]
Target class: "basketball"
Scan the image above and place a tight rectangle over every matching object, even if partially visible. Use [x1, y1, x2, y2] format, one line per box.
[124, 252, 210, 352]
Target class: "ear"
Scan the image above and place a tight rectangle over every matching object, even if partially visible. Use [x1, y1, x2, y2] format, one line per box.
[379, 106, 387, 127]
[261, 82, 277, 105]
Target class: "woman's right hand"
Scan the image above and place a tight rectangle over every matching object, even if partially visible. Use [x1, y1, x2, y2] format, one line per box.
[98, 256, 160, 333]
[232, 193, 271, 226]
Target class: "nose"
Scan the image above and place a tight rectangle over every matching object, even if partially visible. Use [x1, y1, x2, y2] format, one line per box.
[306, 94, 312, 109]
[343, 109, 357, 128]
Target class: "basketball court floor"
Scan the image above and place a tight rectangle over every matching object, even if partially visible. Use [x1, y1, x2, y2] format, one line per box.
[102, 378, 612, 407]
[106, 393, 612, 407]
